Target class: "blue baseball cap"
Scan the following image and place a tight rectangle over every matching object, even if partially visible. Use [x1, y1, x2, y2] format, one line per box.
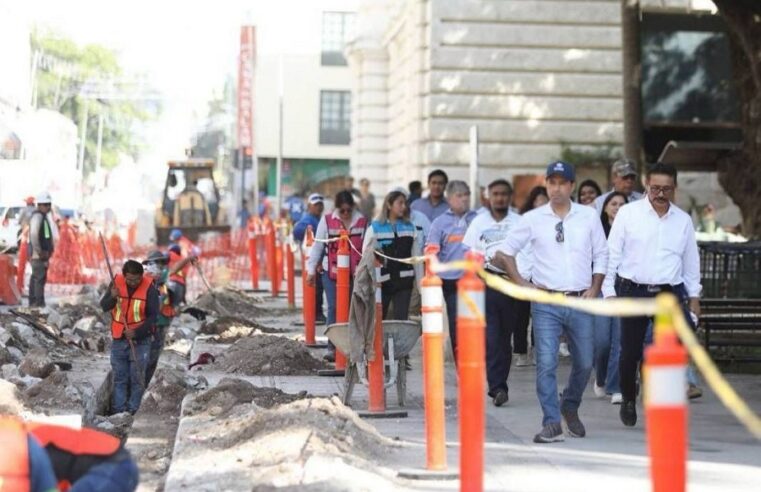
[169, 228, 182, 241]
[545, 161, 575, 182]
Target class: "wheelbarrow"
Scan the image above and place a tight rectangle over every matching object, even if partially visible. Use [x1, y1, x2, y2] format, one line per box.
[325, 320, 422, 408]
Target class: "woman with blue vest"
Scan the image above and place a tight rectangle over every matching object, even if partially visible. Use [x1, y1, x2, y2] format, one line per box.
[363, 190, 423, 320]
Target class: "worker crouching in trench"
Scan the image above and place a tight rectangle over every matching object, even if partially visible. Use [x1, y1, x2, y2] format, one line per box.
[100, 260, 159, 415]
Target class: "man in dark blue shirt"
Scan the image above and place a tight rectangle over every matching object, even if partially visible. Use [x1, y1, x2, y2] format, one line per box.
[293, 193, 326, 324]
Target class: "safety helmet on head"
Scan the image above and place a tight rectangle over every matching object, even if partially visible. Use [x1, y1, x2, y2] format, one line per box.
[142, 250, 168, 265]
[35, 191, 52, 204]
[169, 229, 182, 241]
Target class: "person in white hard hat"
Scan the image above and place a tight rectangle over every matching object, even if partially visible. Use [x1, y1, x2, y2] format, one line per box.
[28, 192, 55, 307]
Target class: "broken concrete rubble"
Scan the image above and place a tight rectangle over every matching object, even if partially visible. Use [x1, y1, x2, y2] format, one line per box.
[93, 411, 133, 439]
[186, 377, 309, 417]
[19, 348, 56, 378]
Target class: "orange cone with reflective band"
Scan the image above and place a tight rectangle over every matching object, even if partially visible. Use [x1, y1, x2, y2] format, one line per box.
[645, 294, 688, 492]
[457, 251, 485, 492]
[422, 244, 447, 469]
[367, 259, 385, 412]
[302, 226, 317, 345]
[16, 230, 28, 294]
[247, 219, 259, 290]
[264, 218, 279, 296]
[334, 230, 350, 372]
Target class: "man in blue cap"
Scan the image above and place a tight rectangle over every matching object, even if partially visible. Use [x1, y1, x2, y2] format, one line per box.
[494, 161, 608, 443]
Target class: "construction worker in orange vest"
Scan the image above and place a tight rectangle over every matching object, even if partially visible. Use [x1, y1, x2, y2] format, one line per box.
[99, 260, 159, 415]
[0, 416, 139, 491]
[166, 241, 198, 309]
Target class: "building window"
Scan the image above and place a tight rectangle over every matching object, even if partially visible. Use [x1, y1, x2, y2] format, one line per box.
[319, 90, 351, 145]
[321, 12, 355, 66]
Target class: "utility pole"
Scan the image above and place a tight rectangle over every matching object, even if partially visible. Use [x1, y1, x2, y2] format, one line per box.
[276, 55, 283, 216]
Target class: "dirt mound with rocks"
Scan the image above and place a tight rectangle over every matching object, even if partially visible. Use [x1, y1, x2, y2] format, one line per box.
[218, 335, 328, 376]
[23, 371, 86, 411]
[200, 316, 280, 341]
[193, 287, 264, 319]
[140, 368, 208, 416]
[186, 378, 309, 417]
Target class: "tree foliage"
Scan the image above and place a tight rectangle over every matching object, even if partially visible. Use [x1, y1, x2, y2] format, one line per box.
[31, 29, 159, 172]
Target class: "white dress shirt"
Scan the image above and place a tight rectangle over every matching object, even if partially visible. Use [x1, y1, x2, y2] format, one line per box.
[602, 197, 702, 298]
[462, 210, 532, 279]
[500, 202, 608, 291]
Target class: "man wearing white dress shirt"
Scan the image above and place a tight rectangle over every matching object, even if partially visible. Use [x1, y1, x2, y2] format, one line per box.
[603, 162, 701, 427]
[494, 162, 608, 443]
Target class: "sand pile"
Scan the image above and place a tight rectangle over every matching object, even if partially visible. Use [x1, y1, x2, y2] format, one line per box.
[193, 287, 264, 319]
[217, 335, 327, 375]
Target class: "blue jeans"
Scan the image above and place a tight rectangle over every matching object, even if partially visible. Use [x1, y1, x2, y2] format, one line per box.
[111, 338, 150, 414]
[321, 271, 337, 326]
[532, 302, 594, 426]
[70, 458, 139, 492]
[593, 315, 621, 394]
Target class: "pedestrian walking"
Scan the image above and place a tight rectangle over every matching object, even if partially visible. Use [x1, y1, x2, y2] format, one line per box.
[364, 190, 423, 320]
[100, 260, 158, 415]
[512, 186, 549, 366]
[358, 178, 376, 220]
[603, 163, 702, 427]
[411, 169, 449, 222]
[592, 192, 628, 405]
[27, 192, 56, 308]
[307, 190, 368, 361]
[293, 193, 327, 324]
[463, 179, 524, 406]
[426, 180, 477, 359]
[408, 180, 422, 205]
[594, 158, 643, 213]
[494, 161, 608, 443]
[577, 179, 602, 206]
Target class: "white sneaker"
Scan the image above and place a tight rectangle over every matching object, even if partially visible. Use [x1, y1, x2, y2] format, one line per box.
[593, 381, 607, 398]
[611, 393, 623, 405]
[515, 353, 531, 367]
[558, 342, 571, 358]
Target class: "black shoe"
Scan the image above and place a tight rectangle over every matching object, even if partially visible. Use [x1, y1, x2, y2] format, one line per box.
[404, 358, 412, 371]
[620, 400, 637, 427]
[561, 408, 586, 437]
[492, 389, 509, 407]
[323, 351, 335, 363]
[315, 315, 327, 325]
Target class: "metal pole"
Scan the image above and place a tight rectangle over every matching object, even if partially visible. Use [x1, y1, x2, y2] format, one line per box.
[95, 112, 104, 173]
[250, 26, 259, 216]
[469, 126, 479, 210]
[78, 98, 90, 174]
[622, 0, 644, 178]
[276, 55, 283, 215]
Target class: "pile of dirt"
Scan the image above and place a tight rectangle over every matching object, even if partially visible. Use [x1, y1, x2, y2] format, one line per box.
[23, 371, 86, 411]
[218, 335, 328, 375]
[193, 287, 264, 319]
[186, 378, 309, 417]
[199, 316, 280, 341]
[140, 368, 206, 416]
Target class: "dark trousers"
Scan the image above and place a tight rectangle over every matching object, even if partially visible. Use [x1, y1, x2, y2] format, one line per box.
[513, 298, 531, 354]
[616, 277, 694, 402]
[145, 325, 168, 386]
[315, 273, 325, 320]
[486, 286, 516, 395]
[442, 279, 459, 359]
[382, 284, 412, 320]
[29, 259, 48, 307]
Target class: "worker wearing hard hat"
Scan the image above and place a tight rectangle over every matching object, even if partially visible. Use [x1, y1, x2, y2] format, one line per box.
[28, 192, 56, 308]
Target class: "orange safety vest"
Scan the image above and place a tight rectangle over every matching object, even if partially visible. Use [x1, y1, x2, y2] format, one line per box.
[0, 418, 30, 492]
[168, 250, 190, 285]
[111, 274, 153, 339]
[158, 282, 175, 318]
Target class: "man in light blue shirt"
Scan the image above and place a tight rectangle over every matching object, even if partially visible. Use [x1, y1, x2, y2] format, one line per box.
[426, 180, 477, 358]
[411, 169, 449, 222]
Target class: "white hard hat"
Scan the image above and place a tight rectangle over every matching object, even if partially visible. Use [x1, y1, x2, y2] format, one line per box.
[35, 191, 52, 204]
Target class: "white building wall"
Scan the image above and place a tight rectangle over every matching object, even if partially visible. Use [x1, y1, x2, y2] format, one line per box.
[252, 0, 358, 160]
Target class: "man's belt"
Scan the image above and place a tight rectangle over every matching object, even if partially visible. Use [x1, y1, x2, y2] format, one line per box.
[543, 289, 586, 297]
[616, 275, 678, 293]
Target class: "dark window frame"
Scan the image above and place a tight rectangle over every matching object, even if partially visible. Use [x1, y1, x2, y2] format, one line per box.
[319, 90, 351, 145]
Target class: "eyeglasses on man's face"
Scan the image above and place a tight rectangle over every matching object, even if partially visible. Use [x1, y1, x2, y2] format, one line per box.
[648, 185, 674, 196]
[555, 221, 564, 243]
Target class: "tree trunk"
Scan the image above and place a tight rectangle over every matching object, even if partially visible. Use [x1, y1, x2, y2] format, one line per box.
[713, 0, 761, 238]
[621, 0, 644, 176]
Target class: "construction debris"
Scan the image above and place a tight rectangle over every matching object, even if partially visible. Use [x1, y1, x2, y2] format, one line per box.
[193, 286, 264, 320]
[186, 378, 309, 417]
[140, 368, 205, 416]
[18, 348, 56, 378]
[199, 316, 280, 341]
[23, 371, 86, 411]
[217, 335, 328, 376]
[0, 379, 24, 415]
[93, 411, 134, 439]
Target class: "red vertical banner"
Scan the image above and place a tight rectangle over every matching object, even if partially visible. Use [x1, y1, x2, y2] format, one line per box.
[238, 25, 256, 157]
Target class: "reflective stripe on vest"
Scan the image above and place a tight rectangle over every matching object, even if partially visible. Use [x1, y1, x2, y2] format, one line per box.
[111, 274, 153, 339]
[371, 220, 415, 287]
[0, 417, 30, 492]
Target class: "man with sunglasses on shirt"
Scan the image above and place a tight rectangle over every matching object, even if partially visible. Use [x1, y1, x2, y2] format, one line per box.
[493, 161, 608, 443]
[603, 162, 701, 428]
